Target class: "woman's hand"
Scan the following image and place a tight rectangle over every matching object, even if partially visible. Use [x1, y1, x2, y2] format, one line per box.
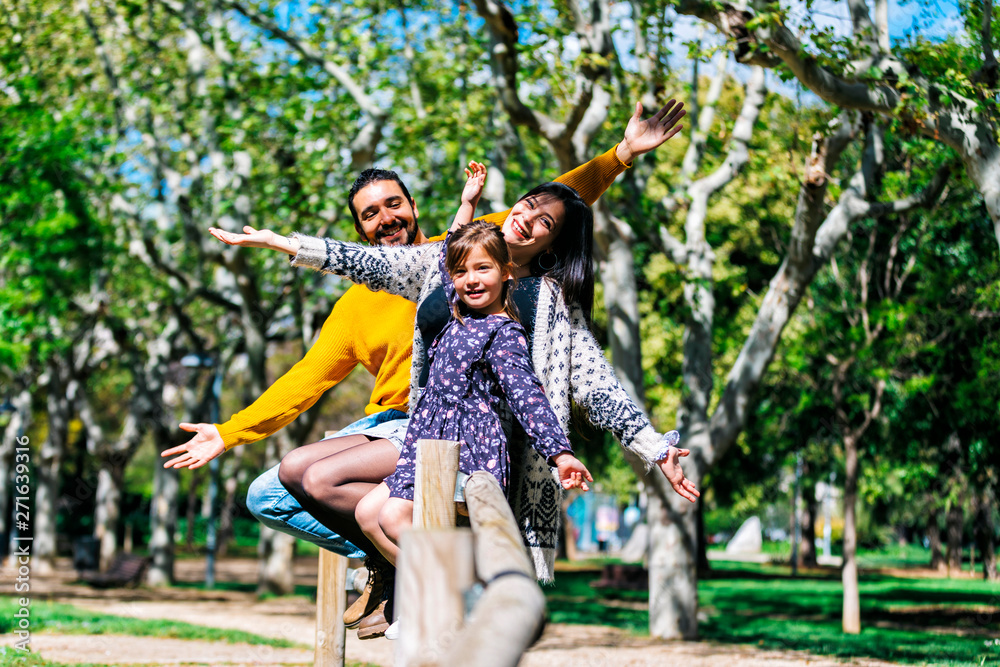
[208, 225, 301, 256]
[657, 446, 700, 503]
[161, 423, 226, 470]
[552, 451, 594, 491]
[616, 99, 686, 165]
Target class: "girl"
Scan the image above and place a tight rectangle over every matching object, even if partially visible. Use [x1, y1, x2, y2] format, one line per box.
[357, 163, 593, 563]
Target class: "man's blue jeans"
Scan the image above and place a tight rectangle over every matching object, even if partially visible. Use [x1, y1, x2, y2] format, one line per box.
[245, 409, 408, 558]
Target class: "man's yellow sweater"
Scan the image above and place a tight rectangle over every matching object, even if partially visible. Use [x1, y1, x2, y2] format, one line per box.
[217, 145, 630, 449]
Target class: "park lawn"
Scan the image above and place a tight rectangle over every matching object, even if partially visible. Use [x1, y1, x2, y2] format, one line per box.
[0, 597, 305, 648]
[545, 561, 1000, 666]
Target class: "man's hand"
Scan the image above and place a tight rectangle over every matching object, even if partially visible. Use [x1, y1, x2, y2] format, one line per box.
[616, 99, 687, 164]
[657, 446, 700, 503]
[162, 423, 226, 470]
[552, 451, 594, 491]
[208, 225, 301, 256]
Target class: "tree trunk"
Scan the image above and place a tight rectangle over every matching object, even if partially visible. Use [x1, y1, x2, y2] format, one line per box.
[0, 389, 31, 560]
[697, 497, 710, 575]
[94, 459, 126, 570]
[185, 470, 200, 547]
[801, 479, 818, 567]
[257, 431, 297, 595]
[842, 434, 860, 634]
[216, 447, 244, 558]
[927, 505, 945, 570]
[647, 473, 701, 640]
[35, 375, 73, 573]
[979, 487, 998, 582]
[257, 524, 297, 595]
[147, 438, 179, 586]
[946, 503, 964, 576]
[595, 211, 646, 404]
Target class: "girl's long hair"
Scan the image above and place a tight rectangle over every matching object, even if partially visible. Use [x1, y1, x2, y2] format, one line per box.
[446, 220, 519, 324]
[517, 182, 595, 321]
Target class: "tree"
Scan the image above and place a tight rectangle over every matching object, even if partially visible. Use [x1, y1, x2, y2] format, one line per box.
[677, 0, 1000, 252]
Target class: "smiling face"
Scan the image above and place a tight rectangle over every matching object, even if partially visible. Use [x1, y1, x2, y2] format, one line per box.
[350, 180, 424, 246]
[451, 246, 508, 316]
[500, 194, 566, 271]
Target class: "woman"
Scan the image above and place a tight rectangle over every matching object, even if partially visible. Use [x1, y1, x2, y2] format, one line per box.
[209, 177, 700, 582]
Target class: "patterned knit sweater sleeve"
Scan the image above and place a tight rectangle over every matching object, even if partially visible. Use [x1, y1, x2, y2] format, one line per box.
[288, 233, 440, 302]
[566, 300, 670, 467]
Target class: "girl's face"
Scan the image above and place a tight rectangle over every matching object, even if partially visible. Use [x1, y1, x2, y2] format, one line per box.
[451, 246, 508, 315]
[501, 194, 566, 269]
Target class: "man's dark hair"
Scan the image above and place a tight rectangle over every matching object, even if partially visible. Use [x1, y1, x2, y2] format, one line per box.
[347, 168, 415, 228]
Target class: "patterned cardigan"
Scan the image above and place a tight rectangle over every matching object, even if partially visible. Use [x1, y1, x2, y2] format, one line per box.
[290, 234, 674, 580]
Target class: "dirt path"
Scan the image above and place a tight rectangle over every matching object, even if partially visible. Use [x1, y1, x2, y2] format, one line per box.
[1, 557, 900, 666]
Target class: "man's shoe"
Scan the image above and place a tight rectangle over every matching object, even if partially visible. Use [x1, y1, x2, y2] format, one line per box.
[356, 599, 391, 639]
[343, 557, 387, 628]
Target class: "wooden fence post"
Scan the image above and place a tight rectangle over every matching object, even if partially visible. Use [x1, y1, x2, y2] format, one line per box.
[315, 549, 348, 667]
[397, 439, 474, 667]
[441, 471, 546, 667]
[315, 429, 348, 667]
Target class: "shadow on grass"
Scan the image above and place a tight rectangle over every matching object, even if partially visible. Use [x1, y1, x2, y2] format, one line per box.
[544, 566, 1000, 666]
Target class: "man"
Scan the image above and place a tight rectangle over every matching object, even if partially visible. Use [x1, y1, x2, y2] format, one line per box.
[162, 99, 686, 635]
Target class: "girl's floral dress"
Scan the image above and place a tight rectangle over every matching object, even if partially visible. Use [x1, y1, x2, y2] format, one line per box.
[384, 234, 572, 500]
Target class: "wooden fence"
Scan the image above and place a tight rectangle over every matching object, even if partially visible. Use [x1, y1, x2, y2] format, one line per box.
[313, 438, 546, 667]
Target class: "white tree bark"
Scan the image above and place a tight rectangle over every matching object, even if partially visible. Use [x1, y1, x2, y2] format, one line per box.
[34, 366, 75, 573]
[0, 390, 32, 561]
[648, 66, 766, 640]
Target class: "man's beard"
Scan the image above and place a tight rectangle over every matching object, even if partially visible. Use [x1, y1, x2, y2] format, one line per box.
[376, 222, 415, 245]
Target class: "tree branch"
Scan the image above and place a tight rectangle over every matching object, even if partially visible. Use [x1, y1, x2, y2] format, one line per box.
[222, 0, 385, 122]
[978, 0, 999, 87]
[676, 0, 899, 111]
[470, 0, 548, 134]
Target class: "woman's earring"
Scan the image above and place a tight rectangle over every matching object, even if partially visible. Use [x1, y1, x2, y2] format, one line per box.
[536, 249, 558, 272]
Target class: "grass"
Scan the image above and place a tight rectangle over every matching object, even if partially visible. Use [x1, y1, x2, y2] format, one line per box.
[0, 600, 383, 667]
[545, 560, 1000, 666]
[0, 597, 305, 649]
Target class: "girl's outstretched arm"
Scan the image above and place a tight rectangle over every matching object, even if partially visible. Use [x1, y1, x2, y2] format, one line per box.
[450, 161, 487, 232]
[551, 451, 593, 491]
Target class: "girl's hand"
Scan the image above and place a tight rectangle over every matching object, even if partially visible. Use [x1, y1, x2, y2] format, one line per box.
[461, 161, 487, 207]
[208, 225, 301, 256]
[161, 423, 226, 470]
[616, 99, 686, 164]
[552, 451, 593, 491]
[657, 446, 700, 502]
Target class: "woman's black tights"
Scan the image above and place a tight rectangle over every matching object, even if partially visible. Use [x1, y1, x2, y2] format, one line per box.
[277, 434, 400, 559]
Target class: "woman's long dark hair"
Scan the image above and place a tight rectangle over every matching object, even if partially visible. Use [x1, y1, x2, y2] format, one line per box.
[517, 182, 595, 320]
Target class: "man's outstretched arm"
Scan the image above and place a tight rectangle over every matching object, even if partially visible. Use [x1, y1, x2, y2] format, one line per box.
[163, 292, 369, 469]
